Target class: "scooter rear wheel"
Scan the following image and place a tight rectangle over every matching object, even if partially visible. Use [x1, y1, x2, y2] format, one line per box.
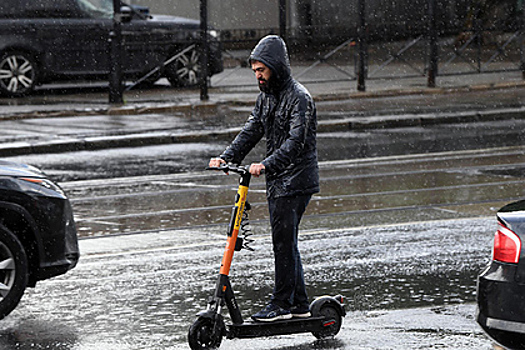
[188, 317, 223, 350]
[312, 304, 343, 339]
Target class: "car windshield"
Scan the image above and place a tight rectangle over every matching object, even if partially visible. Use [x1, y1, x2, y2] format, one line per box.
[76, 0, 114, 19]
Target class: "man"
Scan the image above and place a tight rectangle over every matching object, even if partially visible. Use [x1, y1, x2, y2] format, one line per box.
[208, 35, 319, 322]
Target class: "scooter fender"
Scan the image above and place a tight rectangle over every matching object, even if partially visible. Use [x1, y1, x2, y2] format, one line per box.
[196, 308, 224, 321]
[310, 295, 347, 317]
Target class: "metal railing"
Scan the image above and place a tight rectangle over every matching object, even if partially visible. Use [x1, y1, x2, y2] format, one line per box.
[211, 0, 525, 92]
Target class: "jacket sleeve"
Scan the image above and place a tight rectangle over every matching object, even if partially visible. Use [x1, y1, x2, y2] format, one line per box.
[220, 96, 265, 164]
[262, 93, 311, 174]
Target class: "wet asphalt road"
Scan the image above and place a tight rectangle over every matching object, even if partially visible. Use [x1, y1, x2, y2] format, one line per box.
[0, 217, 495, 350]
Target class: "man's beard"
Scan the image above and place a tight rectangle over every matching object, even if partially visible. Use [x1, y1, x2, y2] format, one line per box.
[258, 76, 275, 93]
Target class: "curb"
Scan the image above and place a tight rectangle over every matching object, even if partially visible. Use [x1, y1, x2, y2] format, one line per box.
[319, 106, 525, 131]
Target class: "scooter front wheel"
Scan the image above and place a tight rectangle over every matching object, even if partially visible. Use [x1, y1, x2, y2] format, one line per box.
[188, 317, 224, 350]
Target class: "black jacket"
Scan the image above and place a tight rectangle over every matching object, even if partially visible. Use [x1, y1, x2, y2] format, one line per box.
[221, 35, 319, 199]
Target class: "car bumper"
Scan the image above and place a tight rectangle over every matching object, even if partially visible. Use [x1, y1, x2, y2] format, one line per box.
[37, 258, 78, 280]
[478, 311, 525, 334]
[477, 310, 525, 349]
[35, 198, 79, 281]
[477, 261, 525, 348]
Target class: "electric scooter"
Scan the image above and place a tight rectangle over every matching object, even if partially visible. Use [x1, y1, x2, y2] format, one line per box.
[188, 163, 346, 350]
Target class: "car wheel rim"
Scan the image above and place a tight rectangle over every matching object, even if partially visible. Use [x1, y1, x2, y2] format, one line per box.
[0, 242, 15, 300]
[0, 55, 35, 94]
[175, 49, 200, 85]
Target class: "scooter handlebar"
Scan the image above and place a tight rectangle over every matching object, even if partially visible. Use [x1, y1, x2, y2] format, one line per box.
[206, 163, 247, 175]
[206, 164, 265, 176]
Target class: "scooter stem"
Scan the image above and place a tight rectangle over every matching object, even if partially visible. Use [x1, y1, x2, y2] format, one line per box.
[219, 172, 250, 276]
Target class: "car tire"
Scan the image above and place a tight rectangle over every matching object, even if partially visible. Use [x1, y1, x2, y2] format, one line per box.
[0, 51, 38, 97]
[165, 47, 201, 87]
[0, 225, 28, 319]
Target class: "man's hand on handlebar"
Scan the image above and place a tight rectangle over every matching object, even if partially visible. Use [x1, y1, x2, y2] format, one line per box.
[209, 158, 226, 168]
[249, 163, 265, 177]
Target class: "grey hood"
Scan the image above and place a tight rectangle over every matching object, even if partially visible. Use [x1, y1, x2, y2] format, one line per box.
[249, 35, 292, 90]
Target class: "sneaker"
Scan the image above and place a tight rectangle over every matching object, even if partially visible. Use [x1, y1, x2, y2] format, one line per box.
[290, 305, 311, 318]
[251, 303, 292, 322]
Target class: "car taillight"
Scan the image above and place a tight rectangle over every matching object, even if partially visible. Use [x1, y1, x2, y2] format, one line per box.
[493, 224, 521, 264]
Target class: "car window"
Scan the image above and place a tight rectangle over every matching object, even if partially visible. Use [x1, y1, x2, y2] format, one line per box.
[75, 0, 113, 19]
[1, 0, 84, 19]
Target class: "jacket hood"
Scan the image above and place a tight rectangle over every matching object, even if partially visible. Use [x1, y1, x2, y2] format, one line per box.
[249, 35, 291, 88]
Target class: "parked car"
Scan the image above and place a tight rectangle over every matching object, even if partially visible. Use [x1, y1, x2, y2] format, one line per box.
[0, 0, 223, 97]
[0, 160, 79, 319]
[477, 200, 525, 349]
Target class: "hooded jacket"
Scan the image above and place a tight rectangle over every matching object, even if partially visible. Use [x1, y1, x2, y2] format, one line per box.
[221, 35, 319, 199]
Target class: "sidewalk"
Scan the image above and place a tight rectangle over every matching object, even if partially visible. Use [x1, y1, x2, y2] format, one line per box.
[0, 64, 523, 157]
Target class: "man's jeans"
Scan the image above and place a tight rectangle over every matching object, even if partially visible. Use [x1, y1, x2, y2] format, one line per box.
[268, 194, 312, 309]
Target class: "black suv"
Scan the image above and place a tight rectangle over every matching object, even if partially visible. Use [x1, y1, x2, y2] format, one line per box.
[0, 160, 79, 318]
[0, 0, 223, 97]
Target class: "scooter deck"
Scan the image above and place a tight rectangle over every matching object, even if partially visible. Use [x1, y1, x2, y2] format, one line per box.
[227, 316, 326, 339]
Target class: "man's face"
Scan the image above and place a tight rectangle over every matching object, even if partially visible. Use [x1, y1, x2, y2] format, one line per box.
[251, 61, 272, 92]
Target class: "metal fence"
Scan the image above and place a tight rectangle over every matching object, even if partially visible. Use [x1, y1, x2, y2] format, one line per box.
[213, 0, 525, 92]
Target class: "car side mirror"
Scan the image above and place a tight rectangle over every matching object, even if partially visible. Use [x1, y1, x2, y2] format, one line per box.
[119, 6, 132, 23]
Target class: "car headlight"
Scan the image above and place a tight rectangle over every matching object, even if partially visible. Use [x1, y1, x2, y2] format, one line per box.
[208, 29, 219, 38]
